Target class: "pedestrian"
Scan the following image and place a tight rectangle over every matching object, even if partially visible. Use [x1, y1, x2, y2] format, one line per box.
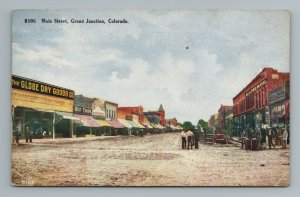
[15, 128, 20, 144]
[181, 130, 187, 149]
[29, 130, 33, 143]
[187, 130, 194, 150]
[25, 126, 29, 143]
[194, 130, 200, 149]
[282, 128, 288, 149]
[267, 126, 276, 149]
[274, 126, 281, 146]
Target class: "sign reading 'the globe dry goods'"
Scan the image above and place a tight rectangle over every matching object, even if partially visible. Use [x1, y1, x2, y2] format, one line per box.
[12, 75, 74, 100]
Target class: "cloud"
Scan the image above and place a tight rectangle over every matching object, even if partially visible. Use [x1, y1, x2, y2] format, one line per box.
[12, 10, 290, 124]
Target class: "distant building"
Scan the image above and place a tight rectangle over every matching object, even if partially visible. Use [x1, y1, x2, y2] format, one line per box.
[208, 115, 215, 128]
[224, 107, 234, 135]
[91, 98, 105, 119]
[117, 106, 144, 122]
[104, 101, 118, 120]
[148, 104, 166, 127]
[218, 105, 233, 133]
[167, 117, 178, 127]
[144, 111, 161, 125]
[214, 113, 219, 128]
[74, 94, 93, 115]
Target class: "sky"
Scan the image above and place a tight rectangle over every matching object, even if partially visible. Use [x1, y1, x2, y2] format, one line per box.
[12, 10, 290, 124]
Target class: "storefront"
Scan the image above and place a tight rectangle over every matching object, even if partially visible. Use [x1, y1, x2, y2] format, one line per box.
[74, 95, 104, 137]
[233, 68, 289, 133]
[12, 75, 75, 140]
[269, 81, 290, 129]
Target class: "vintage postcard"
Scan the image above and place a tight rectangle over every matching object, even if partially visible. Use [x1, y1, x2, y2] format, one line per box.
[11, 10, 290, 186]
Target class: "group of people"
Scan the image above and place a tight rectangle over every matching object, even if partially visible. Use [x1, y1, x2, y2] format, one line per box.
[180, 130, 200, 149]
[264, 125, 289, 149]
[240, 124, 289, 150]
[13, 127, 33, 144]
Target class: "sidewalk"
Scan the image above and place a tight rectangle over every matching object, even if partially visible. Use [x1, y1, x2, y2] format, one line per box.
[12, 135, 132, 145]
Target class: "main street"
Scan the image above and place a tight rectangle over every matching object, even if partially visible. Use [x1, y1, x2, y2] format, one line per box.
[12, 132, 289, 186]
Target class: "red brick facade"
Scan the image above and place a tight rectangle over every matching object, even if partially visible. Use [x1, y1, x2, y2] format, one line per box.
[218, 105, 233, 132]
[233, 67, 289, 117]
[117, 106, 144, 122]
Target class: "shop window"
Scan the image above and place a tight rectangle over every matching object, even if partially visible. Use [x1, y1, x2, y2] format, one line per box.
[43, 112, 52, 120]
[14, 108, 23, 118]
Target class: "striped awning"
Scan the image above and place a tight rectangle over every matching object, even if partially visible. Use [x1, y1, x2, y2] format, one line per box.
[156, 124, 164, 129]
[132, 120, 145, 128]
[96, 119, 111, 127]
[150, 123, 158, 128]
[56, 112, 80, 121]
[107, 119, 124, 128]
[127, 120, 138, 128]
[118, 119, 133, 128]
[143, 123, 153, 128]
[74, 114, 100, 127]
[170, 125, 177, 130]
[150, 123, 164, 129]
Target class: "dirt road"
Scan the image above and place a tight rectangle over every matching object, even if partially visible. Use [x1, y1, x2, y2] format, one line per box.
[12, 132, 289, 186]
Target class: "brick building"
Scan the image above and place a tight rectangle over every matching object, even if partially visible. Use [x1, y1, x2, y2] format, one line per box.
[147, 104, 166, 127]
[167, 117, 178, 127]
[232, 67, 289, 133]
[117, 106, 144, 123]
[218, 105, 233, 133]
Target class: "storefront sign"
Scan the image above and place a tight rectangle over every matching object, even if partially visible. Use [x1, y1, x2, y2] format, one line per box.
[12, 75, 74, 100]
[245, 79, 268, 97]
[74, 106, 92, 115]
[269, 86, 285, 105]
[12, 89, 74, 112]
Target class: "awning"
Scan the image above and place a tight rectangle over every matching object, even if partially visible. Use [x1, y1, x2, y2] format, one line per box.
[74, 114, 100, 127]
[143, 123, 153, 128]
[170, 125, 178, 130]
[156, 124, 164, 129]
[96, 120, 111, 127]
[118, 119, 133, 128]
[142, 117, 153, 128]
[127, 120, 138, 128]
[132, 120, 145, 128]
[56, 112, 80, 121]
[150, 123, 158, 128]
[177, 126, 183, 129]
[107, 119, 124, 128]
[32, 108, 56, 113]
[150, 123, 164, 129]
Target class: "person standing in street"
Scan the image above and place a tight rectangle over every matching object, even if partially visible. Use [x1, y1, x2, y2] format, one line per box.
[187, 130, 194, 150]
[267, 126, 276, 149]
[282, 128, 288, 149]
[194, 130, 200, 149]
[181, 130, 187, 149]
[15, 128, 20, 144]
[29, 129, 33, 143]
[25, 126, 29, 143]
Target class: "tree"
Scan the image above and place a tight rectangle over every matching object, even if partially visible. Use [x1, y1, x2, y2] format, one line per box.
[182, 121, 195, 131]
[197, 119, 208, 131]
